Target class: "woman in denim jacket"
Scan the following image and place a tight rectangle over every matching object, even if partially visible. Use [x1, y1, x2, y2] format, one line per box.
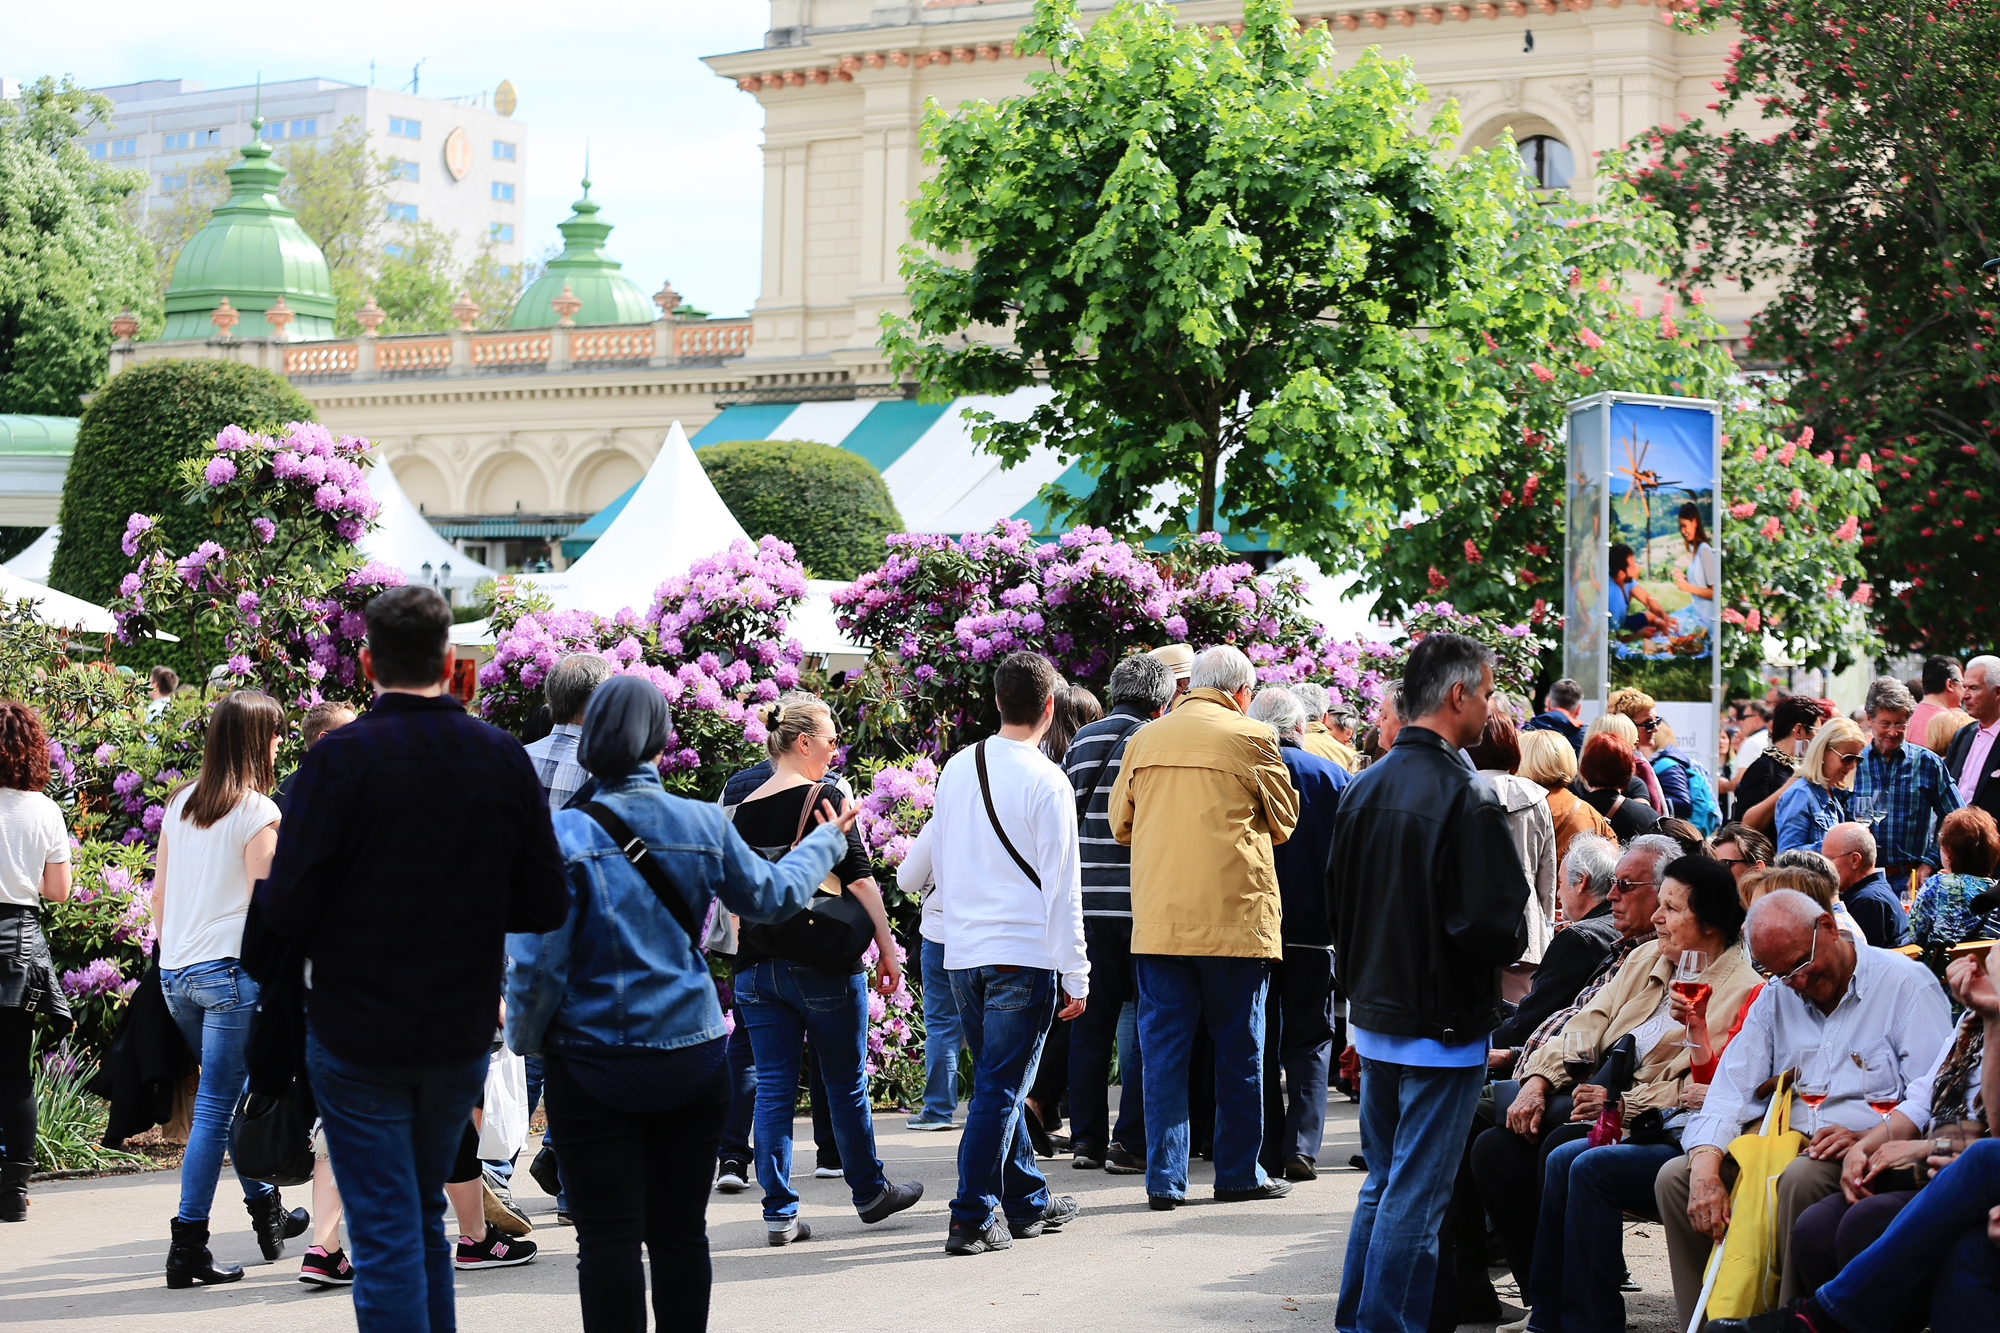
[1774, 718, 1866, 855]
[505, 675, 853, 1332]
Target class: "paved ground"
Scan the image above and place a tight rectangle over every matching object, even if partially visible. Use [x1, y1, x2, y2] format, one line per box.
[1, 1097, 1682, 1331]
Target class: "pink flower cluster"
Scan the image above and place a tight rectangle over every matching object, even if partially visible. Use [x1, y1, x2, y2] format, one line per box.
[855, 757, 940, 870]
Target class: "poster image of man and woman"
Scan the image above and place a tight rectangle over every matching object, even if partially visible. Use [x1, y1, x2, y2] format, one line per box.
[1568, 399, 1719, 704]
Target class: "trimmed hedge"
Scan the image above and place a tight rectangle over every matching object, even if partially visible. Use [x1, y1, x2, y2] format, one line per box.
[50, 359, 316, 608]
[697, 439, 903, 581]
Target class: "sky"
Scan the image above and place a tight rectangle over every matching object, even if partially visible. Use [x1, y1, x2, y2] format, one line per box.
[8, 0, 774, 317]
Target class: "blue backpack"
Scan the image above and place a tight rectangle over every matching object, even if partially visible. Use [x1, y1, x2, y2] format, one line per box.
[1654, 752, 1720, 835]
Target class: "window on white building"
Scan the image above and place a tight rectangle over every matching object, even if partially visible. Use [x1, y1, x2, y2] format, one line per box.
[197, 128, 220, 146]
[160, 172, 188, 192]
[86, 142, 108, 160]
[490, 223, 514, 243]
[389, 117, 421, 139]
[163, 131, 190, 151]
[391, 160, 420, 182]
[493, 141, 516, 161]
[491, 182, 514, 203]
[387, 202, 418, 222]
[1518, 135, 1574, 191]
[105, 139, 137, 158]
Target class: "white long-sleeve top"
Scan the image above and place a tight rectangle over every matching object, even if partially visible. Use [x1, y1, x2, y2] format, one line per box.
[932, 734, 1089, 998]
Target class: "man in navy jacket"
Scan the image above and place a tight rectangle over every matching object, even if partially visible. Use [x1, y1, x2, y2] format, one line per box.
[257, 586, 567, 1329]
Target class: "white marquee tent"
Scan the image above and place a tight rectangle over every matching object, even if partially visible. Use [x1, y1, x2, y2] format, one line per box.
[1, 525, 58, 584]
[361, 458, 497, 599]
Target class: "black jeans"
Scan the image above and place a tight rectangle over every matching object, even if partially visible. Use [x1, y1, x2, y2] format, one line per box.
[0, 1007, 32, 1165]
[1067, 917, 1144, 1155]
[543, 1052, 731, 1333]
[1470, 1108, 1584, 1293]
[1260, 947, 1336, 1172]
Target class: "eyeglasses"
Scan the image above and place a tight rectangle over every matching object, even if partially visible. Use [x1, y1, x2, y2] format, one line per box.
[1832, 749, 1864, 767]
[1715, 853, 1748, 868]
[1610, 876, 1659, 894]
[1751, 927, 1820, 986]
[1636, 717, 1663, 732]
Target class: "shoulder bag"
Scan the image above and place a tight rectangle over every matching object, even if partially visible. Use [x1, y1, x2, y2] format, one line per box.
[734, 782, 876, 973]
[977, 739, 1042, 889]
[229, 1079, 317, 1187]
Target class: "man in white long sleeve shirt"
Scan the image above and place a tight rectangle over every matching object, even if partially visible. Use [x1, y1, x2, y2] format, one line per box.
[1654, 889, 1952, 1326]
[931, 650, 1089, 1255]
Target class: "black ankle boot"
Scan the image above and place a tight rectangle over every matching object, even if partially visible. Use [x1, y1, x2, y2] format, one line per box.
[165, 1216, 245, 1288]
[246, 1190, 309, 1260]
[0, 1161, 31, 1222]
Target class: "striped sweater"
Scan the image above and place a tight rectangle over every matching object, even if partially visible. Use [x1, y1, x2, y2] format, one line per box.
[1062, 706, 1152, 918]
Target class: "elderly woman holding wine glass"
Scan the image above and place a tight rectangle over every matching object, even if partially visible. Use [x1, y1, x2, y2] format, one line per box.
[1473, 856, 1758, 1331]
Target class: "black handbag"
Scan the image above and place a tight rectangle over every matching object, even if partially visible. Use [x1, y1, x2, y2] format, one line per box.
[733, 782, 875, 974]
[229, 1078, 317, 1187]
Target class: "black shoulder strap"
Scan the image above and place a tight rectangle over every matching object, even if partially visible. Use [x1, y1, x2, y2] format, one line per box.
[1071, 717, 1135, 823]
[975, 739, 1042, 890]
[579, 801, 703, 946]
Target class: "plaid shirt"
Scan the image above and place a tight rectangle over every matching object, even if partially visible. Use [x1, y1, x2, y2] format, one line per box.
[524, 723, 589, 811]
[1857, 741, 1960, 869]
[1519, 929, 1657, 1061]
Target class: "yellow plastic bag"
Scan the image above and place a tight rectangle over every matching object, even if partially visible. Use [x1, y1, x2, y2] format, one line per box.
[1704, 1075, 1806, 1321]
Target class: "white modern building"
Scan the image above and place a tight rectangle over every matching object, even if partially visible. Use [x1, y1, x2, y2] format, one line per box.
[80, 76, 529, 271]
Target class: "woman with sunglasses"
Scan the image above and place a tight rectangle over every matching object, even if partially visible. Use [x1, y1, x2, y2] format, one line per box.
[1775, 717, 1868, 855]
[1603, 691, 1671, 818]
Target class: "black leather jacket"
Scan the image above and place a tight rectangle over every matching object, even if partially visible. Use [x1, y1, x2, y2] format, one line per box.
[1328, 726, 1530, 1044]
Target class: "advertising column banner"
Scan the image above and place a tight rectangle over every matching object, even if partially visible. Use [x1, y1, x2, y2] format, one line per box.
[1564, 393, 1723, 776]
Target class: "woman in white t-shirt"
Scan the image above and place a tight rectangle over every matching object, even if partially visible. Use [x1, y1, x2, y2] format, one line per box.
[153, 689, 306, 1287]
[0, 702, 73, 1224]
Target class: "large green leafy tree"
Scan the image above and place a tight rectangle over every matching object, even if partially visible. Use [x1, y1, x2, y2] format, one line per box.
[884, 0, 1528, 561]
[0, 78, 158, 415]
[1362, 179, 1878, 690]
[1625, 0, 2000, 656]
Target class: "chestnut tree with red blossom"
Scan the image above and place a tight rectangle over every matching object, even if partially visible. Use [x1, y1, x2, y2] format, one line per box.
[1624, 0, 2000, 655]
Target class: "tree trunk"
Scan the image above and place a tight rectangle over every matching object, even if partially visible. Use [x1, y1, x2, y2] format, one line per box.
[1198, 444, 1218, 535]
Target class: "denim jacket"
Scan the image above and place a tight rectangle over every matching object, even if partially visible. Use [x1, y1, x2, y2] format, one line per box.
[504, 765, 842, 1056]
[1774, 779, 1848, 855]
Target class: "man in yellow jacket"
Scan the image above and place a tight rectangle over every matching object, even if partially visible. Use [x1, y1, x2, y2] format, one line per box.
[1108, 644, 1301, 1209]
[1292, 681, 1360, 772]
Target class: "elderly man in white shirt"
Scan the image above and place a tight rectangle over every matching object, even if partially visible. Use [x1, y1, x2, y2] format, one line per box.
[930, 650, 1089, 1256]
[1654, 889, 1953, 1327]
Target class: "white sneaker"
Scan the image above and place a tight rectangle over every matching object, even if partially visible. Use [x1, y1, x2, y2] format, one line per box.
[1497, 1314, 1533, 1333]
[715, 1164, 749, 1193]
[813, 1165, 843, 1179]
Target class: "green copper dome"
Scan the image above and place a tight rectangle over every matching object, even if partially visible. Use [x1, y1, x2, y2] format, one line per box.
[159, 119, 336, 342]
[509, 176, 654, 328]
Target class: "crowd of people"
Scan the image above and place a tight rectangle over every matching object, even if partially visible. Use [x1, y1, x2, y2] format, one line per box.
[1, 589, 1998, 1333]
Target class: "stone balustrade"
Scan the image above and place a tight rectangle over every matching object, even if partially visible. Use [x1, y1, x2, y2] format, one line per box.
[254, 316, 755, 381]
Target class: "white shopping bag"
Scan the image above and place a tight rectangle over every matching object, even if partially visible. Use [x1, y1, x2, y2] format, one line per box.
[476, 1049, 530, 1161]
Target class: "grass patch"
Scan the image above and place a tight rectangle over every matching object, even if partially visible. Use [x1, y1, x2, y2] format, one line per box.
[34, 1052, 145, 1175]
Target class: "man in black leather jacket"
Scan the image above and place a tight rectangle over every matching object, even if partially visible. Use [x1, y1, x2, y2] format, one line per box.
[1328, 633, 1532, 1333]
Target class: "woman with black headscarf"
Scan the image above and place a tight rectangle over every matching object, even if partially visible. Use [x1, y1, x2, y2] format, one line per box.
[504, 674, 860, 1332]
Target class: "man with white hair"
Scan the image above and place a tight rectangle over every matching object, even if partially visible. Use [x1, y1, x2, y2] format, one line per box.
[1109, 646, 1300, 1209]
[1654, 889, 1953, 1327]
[1290, 680, 1359, 772]
[1246, 687, 1349, 1181]
[1943, 653, 2000, 823]
[1820, 821, 1911, 948]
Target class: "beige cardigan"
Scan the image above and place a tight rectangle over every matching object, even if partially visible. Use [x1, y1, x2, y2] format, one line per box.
[1518, 939, 1759, 1114]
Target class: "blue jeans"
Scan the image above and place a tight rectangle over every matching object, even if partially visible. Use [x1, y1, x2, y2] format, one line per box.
[1818, 1137, 2000, 1333]
[306, 1031, 486, 1333]
[718, 1008, 756, 1163]
[1134, 954, 1269, 1198]
[947, 965, 1054, 1228]
[160, 959, 273, 1223]
[1334, 1059, 1485, 1333]
[918, 938, 963, 1124]
[1262, 947, 1335, 1170]
[1528, 1137, 1676, 1332]
[1068, 918, 1145, 1155]
[733, 959, 886, 1222]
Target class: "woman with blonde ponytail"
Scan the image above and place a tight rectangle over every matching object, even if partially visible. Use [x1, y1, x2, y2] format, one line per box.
[721, 692, 922, 1244]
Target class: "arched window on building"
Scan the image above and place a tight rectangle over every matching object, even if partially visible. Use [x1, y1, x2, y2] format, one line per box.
[1518, 135, 1574, 191]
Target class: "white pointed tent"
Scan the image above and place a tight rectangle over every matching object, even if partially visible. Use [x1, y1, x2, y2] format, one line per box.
[0, 525, 59, 584]
[0, 565, 177, 640]
[517, 421, 751, 615]
[362, 458, 497, 598]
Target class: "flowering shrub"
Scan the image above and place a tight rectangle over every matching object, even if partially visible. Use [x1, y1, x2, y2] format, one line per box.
[1367, 601, 1558, 707]
[834, 522, 1387, 754]
[112, 421, 402, 712]
[479, 536, 811, 798]
[39, 840, 159, 1065]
